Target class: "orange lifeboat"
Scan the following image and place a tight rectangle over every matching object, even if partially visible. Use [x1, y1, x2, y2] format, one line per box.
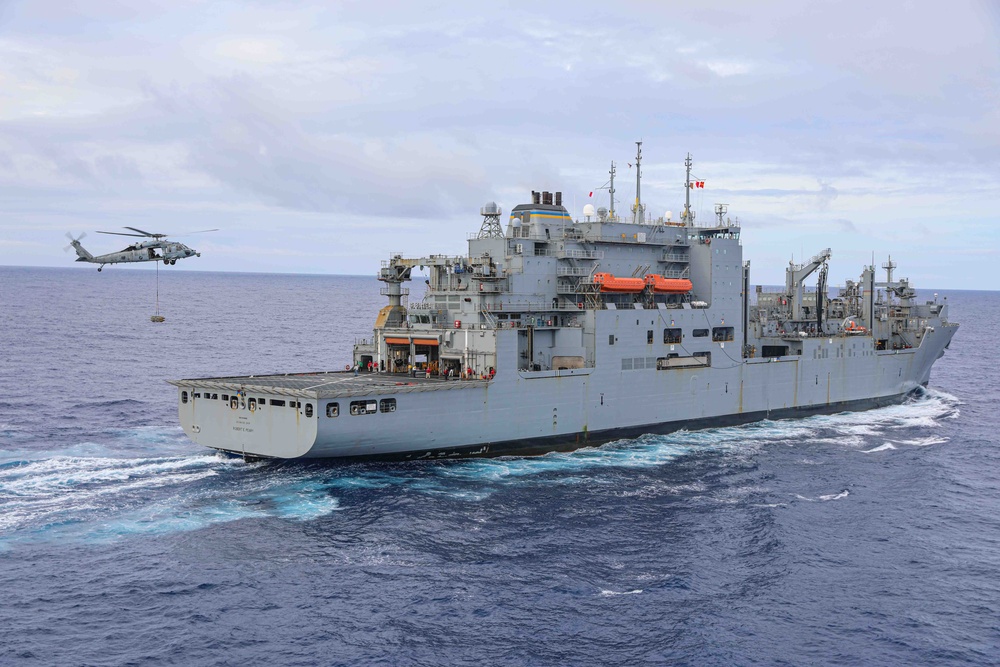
[592, 272, 646, 293]
[644, 274, 693, 293]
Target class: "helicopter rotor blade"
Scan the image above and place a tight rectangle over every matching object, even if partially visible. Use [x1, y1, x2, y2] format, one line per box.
[123, 226, 163, 238]
[97, 230, 147, 237]
[173, 228, 220, 236]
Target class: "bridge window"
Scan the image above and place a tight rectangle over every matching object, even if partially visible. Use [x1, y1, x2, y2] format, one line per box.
[326, 403, 340, 418]
[222, 395, 229, 401]
[181, 391, 188, 404]
[609, 335, 615, 345]
[663, 328, 682, 344]
[289, 401, 300, 409]
[270, 399, 286, 407]
[647, 330, 654, 344]
[248, 398, 257, 411]
[380, 398, 397, 413]
[305, 404, 314, 418]
[692, 329, 709, 338]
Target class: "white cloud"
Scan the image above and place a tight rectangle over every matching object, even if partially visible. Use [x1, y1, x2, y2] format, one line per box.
[0, 0, 996, 288]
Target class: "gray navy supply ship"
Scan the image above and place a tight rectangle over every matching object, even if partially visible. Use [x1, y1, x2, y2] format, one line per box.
[169, 145, 958, 460]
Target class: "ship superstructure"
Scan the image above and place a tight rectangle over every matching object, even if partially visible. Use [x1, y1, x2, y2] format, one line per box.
[169, 147, 958, 460]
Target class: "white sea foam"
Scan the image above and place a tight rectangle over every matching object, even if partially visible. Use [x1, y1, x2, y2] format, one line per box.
[795, 490, 849, 502]
[600, 589, 643, 596]
[896, 436, 948, 447]
[863, 443, 897, 453]
[0, 451, 344, 542]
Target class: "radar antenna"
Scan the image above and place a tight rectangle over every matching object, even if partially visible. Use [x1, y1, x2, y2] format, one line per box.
[715, 203, 728, 225]
[478, 202, 504, 239]
[882, 256, 897, 283]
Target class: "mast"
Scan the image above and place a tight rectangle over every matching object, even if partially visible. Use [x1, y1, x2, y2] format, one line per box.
[682, 153, 693, 225]
[609, 161, 616, 220]
[631, 141, 643, 223]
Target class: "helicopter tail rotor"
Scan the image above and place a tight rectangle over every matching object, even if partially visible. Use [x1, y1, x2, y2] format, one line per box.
[63, 231, 87, 251]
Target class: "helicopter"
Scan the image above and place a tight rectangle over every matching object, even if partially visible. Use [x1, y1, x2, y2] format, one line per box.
[65, 227, 217, 271]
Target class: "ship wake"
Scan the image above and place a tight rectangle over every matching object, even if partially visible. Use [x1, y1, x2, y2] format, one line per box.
[0, 388, 957, 547]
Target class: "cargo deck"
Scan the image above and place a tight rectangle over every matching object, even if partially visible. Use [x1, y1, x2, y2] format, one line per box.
[168, 371, 488, 399]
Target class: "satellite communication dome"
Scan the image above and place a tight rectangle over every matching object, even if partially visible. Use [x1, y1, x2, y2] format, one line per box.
[665, 210, 673, 221]
[583, 204, 596, 217]
[511, 216, 522, 227]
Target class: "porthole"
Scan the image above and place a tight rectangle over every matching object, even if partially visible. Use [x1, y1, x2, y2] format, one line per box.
[305, 404, 314, 418]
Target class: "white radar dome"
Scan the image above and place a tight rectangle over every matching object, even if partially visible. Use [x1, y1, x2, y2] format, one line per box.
[583, 204, 596, 217]
[665, 210, 673, 221]
[511, 216, 522, 227]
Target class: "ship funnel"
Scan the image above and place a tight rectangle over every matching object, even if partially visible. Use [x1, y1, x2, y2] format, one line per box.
[532, 191, 541, 205]
[542, 191, 552, 206]
[555, 191, 562, 206]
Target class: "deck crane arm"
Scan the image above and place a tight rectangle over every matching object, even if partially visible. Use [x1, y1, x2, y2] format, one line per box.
[785, 248, 831, 321]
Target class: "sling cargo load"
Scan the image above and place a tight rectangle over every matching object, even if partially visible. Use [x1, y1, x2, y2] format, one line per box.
[169, 146, 958, 460]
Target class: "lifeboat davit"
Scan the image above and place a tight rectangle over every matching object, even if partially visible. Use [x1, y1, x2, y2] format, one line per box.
[592, 272, 646, 293]
[644, 274, 693, 293]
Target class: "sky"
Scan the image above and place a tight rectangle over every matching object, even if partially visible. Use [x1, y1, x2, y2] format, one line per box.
[1, 0, 998, 289]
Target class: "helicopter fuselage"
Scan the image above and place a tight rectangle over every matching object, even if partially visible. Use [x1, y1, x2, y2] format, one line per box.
[73, 241, 200, 270]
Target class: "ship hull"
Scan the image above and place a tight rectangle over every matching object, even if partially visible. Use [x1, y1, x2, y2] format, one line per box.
[213, 389, 919, 463]
[173, 322, 956, 461]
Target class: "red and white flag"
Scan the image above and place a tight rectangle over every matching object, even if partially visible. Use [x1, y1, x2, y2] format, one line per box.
[689, 181, 705, 189]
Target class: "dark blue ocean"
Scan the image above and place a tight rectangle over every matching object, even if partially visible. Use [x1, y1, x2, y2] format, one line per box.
[1, 265, 997, 666]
